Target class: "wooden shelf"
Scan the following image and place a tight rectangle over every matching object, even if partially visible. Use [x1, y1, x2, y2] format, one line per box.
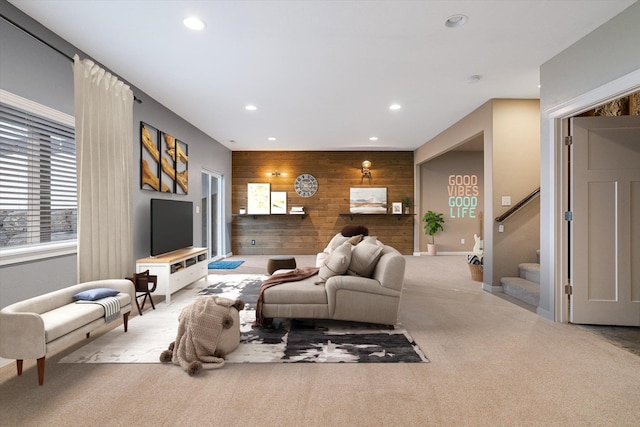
[233, 213, 306, 219]
[340, 212, 415, 221]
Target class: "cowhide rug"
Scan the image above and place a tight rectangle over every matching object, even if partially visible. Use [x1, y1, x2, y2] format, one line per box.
[60, 274, 428, 364]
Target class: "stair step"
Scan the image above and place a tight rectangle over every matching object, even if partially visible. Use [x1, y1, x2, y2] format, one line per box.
[500, 277, 540, 307]
[519, 263, 540, 284]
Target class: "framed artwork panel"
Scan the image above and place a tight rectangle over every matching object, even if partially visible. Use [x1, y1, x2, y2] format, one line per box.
[350, 187, 387, 214]
[247, 183, 270, 215]
[140, 122, 162, 191]
[271, 191, 287, 214]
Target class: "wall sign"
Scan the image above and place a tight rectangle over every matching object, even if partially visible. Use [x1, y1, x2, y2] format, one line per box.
[448, 174, 478, 218]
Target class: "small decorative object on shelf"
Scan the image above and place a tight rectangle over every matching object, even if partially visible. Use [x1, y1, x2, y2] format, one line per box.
[289, 206, 305, 215]
[239, 208, 246, 215]
[392, 202, 402, 214]
[401, 196, 412, 214]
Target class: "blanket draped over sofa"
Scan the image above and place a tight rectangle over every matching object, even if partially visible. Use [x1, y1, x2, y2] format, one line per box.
[160, 296, 244, 376]
[254, 266, 320, 327]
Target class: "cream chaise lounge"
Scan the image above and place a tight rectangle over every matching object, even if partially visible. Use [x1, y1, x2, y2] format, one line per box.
[0, 279, 135, 385]
[260, 233, 405, 326]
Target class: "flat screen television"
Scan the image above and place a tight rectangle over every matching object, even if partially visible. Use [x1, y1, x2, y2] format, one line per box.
[150, 198, 193, 256]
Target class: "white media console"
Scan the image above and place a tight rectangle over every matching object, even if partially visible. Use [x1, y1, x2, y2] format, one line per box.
[136, 247, 208, 305]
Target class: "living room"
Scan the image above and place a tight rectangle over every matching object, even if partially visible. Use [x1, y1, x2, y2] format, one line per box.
[1, 1, 639, 424]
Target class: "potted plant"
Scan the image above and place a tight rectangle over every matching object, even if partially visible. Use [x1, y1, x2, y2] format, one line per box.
[422, 210, 445, 255]
[401, 196, 412, 214]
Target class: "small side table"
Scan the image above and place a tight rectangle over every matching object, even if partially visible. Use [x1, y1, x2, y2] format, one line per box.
[267, 256, 297, 275]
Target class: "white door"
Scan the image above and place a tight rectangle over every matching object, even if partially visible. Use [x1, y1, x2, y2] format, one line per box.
[570, 115, 640, 326]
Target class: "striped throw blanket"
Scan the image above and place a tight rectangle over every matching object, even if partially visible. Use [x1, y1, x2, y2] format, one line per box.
[76, 297, 121, 323]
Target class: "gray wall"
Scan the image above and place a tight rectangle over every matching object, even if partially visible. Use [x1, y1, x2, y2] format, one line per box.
[538, 1, 640, 320]
[0, 1, 232, 308]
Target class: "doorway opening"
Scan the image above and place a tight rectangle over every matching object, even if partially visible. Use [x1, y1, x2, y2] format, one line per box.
[201, 170, 224, 261]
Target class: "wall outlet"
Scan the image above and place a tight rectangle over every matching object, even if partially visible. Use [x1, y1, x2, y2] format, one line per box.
[461, 238, 465, 244]
[498, 224, 504, 233]
[251, 239, 256, 245]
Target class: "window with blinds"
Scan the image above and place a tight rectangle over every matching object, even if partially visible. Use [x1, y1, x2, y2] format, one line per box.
[0, 99, 77, 250]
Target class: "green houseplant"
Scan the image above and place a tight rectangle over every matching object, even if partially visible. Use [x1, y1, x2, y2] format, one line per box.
[422, 210, 445, 255]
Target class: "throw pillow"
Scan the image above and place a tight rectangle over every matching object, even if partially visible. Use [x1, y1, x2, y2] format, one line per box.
[362, 235, 380, 245]
[348, 234, 364, 245]
[348, 241, 384, 277]
[73, 288, 120, 301]
[326, 233, 349, 252]
[340, 224, 369, 237]
[317, 241, 352, 283]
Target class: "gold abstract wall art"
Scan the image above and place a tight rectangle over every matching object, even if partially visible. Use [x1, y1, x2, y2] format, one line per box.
[140, 122, 188, 194]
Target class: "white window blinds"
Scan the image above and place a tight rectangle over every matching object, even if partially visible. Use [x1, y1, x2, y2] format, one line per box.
[0, 99, 77, 249]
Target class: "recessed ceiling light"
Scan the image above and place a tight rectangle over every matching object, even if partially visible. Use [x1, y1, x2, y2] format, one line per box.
[369, 137, 378, 141]
[389, 104, 401, 111]
[183, 16, 206, 31]
[268, 137, 276, 141]
[445, 14, 468, 28]
[245, 104, 257, 111]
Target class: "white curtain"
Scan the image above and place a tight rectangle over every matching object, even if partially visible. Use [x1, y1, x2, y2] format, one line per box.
[73, 55, 133, 282]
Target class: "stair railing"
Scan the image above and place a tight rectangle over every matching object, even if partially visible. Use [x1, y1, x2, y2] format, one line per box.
[495, 187, 540, 223]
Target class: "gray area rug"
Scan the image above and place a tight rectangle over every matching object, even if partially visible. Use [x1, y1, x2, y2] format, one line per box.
[60, 274, 427, 364]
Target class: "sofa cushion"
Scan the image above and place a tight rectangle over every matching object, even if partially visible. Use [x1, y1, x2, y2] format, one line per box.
[41, 303, 106, 342]
[326, 233, 349, 252]
[318, 241, 352, 283]
[348, 240, 384, 277]
[262, 277, 328, 305]
[73, 288, 119, 301]
[340, 224, 369, 237]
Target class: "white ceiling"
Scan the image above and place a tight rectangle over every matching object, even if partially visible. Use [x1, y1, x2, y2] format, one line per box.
[8, 0, 636, 151]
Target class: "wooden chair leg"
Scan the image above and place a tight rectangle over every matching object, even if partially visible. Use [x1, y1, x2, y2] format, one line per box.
[37, 356, 45, 386]
[16, 359, 23, 376]
[123, 312, 129, 332]
[135, 294, 143, 315]
[147, 291, 155, 310]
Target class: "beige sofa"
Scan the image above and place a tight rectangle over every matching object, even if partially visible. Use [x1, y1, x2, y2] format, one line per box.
[261, 234, 405, 325]
[0, 279, 135, 385]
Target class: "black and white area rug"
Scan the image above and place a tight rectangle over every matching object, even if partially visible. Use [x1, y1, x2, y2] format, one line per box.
[60, 274, 428, 364]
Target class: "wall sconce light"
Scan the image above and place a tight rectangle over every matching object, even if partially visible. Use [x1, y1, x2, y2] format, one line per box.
[266, 170, 285, 177]
[361, 160, 372, 183]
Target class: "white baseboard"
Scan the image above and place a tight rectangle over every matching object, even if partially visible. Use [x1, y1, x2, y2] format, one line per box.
[482, 283, 503, 293]
[536, 306, 554, 321]
[414, 251, 470, 256]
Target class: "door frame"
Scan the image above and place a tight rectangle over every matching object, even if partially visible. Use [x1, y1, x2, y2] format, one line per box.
[201, 168, 225, 261]
[544, 69, 640, 323]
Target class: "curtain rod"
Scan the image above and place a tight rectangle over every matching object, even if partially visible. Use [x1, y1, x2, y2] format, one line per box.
[1, 13, 142, 104]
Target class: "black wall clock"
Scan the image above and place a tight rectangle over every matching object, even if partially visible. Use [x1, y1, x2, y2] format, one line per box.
[294, 174, 318, 197]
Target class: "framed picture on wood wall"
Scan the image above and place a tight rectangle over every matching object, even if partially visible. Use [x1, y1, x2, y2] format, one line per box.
[349, 187, 387, 214]
[247, 183, 270, 214]
[270, 192, 287, 214]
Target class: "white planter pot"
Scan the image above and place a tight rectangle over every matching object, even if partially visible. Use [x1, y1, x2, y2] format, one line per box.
[427, 243, 437, 256]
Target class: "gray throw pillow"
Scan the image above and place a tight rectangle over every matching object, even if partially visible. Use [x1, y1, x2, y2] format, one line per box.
[348, 241, 384, 277]
[317, 241, 352, 283]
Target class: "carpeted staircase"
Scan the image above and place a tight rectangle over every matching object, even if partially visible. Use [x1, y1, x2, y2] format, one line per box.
[500, 250, 540, 307]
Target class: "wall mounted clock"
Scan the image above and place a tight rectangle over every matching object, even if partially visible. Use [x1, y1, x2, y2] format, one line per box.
[294, 174, 318, 198]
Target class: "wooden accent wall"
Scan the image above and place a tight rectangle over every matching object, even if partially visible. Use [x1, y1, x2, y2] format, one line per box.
[232, 151, 414, 255]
